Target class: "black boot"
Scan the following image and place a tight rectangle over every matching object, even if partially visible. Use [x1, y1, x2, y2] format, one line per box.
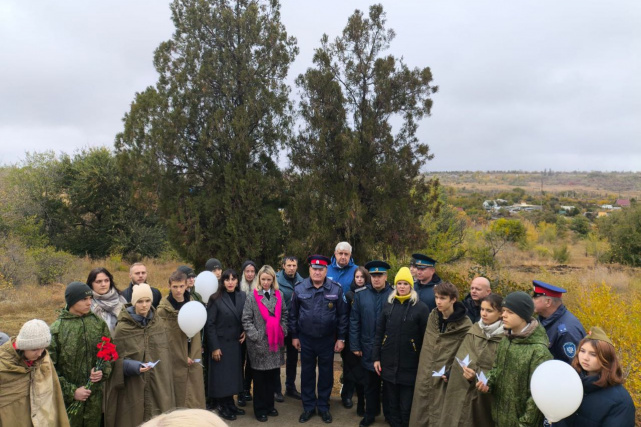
[217, 405, 236, 421]
[228, 403, 245, 415]
[237, 393, 246, 407]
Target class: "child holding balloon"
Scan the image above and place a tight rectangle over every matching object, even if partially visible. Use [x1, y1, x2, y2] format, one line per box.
[553, 327, 635, 427]
[157, 270, 207, 409]
[476, 291, 552, 427]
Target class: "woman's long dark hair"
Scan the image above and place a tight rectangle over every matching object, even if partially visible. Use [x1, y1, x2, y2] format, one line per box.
[208, 268, 239, 305]
[86, 267, 119, 294]
[353, 266, 371, 287]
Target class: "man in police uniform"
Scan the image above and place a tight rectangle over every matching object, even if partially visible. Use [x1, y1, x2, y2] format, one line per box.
[532, 280, 586, 363]
[412, 253, 442, 313]
[289, 255, 349, 423]
[350, 261, 394, 427]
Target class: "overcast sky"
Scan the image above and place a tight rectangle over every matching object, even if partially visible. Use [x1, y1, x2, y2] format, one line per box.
[1, 0, 640, 171]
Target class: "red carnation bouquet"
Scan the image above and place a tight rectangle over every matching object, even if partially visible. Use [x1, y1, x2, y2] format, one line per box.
[67, 337, 118, 416]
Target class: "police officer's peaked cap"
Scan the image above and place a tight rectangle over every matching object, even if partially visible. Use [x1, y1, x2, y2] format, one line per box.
[364, 260, 391, 274]
[532, 280, 567, 298]
[411, 253, 437, 268]
[308, 255, 331, 269]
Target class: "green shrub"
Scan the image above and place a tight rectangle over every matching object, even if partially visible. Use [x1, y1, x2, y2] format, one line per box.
[552, 244, 570, 264]
[0, 236, 34, 286]
[534, 245, 551, 259]
[537, 222, 558, 243]
[470, 246, 496, 268]
[28, 247, 74, 285]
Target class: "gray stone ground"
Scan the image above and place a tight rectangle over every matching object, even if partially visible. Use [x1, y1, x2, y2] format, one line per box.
[220, 355, 390, 426]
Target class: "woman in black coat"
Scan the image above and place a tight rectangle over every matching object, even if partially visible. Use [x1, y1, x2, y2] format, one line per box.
[373, 267, 429, 427]
[206, 269, 247, 421]
[341, 266, 370, 415]
[555, 327, 635, 427]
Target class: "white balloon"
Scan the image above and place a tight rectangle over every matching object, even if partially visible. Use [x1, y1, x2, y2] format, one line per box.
[194, 271, 218, 302]
[177, 301, 207, 338]
[530, 360, 583, 422]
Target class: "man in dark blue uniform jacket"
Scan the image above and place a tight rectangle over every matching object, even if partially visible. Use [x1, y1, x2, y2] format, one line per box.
[289, 255, 348, 424]
[532, 280, 586, 363]
[350, 260, 393, 427]
[412, 253, 442, 313]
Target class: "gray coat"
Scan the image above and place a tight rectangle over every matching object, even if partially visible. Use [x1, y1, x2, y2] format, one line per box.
[241, 289, 288, 371]
[205, 291, 246, 398]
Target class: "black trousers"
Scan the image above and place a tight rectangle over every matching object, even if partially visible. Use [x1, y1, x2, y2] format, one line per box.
[364, 370, 382, 419]
[384, 380, 415, 427]
[241, 342, 253, 391]
[275, 334, 298, 392]
[253, 368, 279, 416]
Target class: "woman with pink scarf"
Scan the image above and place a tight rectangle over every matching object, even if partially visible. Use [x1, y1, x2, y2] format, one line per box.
[241, 265, 288, 422]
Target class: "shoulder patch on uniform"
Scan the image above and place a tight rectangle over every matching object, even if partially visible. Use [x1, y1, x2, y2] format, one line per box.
[563, 342, 576, 358]
[355, 287, 367, 293]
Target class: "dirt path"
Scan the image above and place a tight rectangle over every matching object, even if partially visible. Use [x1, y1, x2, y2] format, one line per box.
[221, 358, 389, 426]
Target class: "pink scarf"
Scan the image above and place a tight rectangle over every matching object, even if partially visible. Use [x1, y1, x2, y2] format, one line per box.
[254, 289, 285, 352]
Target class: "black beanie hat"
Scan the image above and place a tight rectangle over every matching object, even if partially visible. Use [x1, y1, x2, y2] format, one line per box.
[241, 260, 257, 275]
[65, 281, 93, 309]
[503, 291, 534, 322]
[205, 258, 222, 271]
[177, 265, 195, 277]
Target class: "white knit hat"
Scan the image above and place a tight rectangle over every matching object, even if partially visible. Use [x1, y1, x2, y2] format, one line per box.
[131, 283, 153, 305]
[16, 319, 51, 350]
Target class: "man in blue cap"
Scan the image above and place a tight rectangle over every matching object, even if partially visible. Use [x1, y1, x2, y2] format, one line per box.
[350, 260, 393, 427]
[412, 253, 442, 313]
[532, 280, 586, 363]
[289, 255, 348, 424]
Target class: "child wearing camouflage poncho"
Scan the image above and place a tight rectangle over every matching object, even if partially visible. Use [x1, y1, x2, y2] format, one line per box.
[49, 281, 112, 427]
[476, 291, 552, 427]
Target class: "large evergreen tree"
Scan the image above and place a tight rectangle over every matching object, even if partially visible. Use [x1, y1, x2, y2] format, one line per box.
[115, 0, 298, 268]
[286, 4, 438, 262]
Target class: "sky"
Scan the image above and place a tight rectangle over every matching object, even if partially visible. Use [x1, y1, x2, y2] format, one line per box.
[1, 0, 640, 171]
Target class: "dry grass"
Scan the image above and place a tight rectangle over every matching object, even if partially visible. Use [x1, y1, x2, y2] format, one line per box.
[0, 257, 185, 336]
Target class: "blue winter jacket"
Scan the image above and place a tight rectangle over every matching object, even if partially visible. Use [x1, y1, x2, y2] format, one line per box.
[554, 373, 636, 427]
[539, 304, 586, 363]
[327, 256, 359, 295]
[349, 283, 393, 372]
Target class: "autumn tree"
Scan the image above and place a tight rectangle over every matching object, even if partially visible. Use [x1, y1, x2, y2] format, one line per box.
[115, 0, 298, 267]
[286, 4, 438, 261]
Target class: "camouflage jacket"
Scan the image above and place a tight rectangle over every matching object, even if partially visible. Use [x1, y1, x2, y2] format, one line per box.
[487, 319, 553, 427]
[49, 309, 112, 427]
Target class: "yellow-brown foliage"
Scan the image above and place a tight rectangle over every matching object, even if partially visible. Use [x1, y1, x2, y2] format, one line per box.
[565, 281, 641, 409]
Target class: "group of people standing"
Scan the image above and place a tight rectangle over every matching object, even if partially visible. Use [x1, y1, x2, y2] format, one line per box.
[0, 244, 637, 427]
